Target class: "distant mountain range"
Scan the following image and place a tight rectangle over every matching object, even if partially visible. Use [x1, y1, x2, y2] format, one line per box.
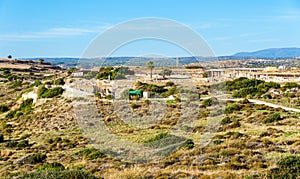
[233, 48, 300, 58]
[22, 47, 300, 68]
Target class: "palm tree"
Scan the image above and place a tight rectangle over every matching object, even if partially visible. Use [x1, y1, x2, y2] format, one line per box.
[146, 61, 154, 79]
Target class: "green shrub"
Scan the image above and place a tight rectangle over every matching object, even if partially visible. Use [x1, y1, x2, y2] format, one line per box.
[38, 86, 64, 98]
[75, 147, 106, 160]
[263, 113, 282, 123]
[145, 132, 168, 143]
[227, 78, 263, 91]
[221, 117, 232, 125]
[95, 92, 101, 98]
[38, 162, 65, 171]
[105, 94, 113, 100]
[135, 81, 167, 94]
[19, 98, 33, 114]
[5, 110, 17, 119]
[30, 79, 42, 87]
[263, 94, 272, 99]
[277, 155, 300, 174]
[202, 98, 213, 107]
[284, 92, 296, 98]
[53, 78, 65, 85]
[28, 153, 47, 164]
[183, 139, 194, 149]
[130, 103, 141, 109]
[96, 66, 132, 80]
[282, 82, 299, 91]
[4, 99, 32, 118]
[161, 86, 177, 98]
[0, 134, 4, 142]
[217, 132, 246, 139]
[2, 123, 12, 129]
[165, 81, 175, 86]
[20, 133, 31, 140]
[87, 150, 106, 160]
[225, 103, 241, 114]
[213, 139, 223, 145]
[232, 87, 258, 98]
[266, 155, 300, 178]
[0, 104, 9, 113]
[18, 170, 98, 179]
[5, 140, 29, 148]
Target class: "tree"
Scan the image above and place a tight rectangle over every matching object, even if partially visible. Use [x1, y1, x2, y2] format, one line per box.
[159, 68, 172, 79]
[146, 61, 154, 79]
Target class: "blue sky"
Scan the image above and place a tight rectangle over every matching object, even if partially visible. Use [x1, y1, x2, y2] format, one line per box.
[0, 0, 299, 57]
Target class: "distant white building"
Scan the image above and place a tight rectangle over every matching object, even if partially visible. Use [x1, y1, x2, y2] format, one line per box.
[72, 70, 90, 77]
[278, 65, 286, 70]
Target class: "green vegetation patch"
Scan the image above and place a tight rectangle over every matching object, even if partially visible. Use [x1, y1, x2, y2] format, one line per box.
[38, 86, 63, 98]
[0, 104, 9, 113]
[75, 147, 106, 160]
[96, 66, 134, 80]
[18, 170, 98, 179]
[266, 155, 300, 178]
[38, 162, 65, 171]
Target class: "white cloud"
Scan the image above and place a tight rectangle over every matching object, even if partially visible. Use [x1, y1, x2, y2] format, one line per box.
[0, 25, 110, 41]
[247, 38, 279, 43]
[210, 36, 232, 41]
[239, 32, 267, 37]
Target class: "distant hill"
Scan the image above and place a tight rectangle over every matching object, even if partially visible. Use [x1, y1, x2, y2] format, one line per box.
[233, 48, 300, 58]
[24, 56, 218, 68]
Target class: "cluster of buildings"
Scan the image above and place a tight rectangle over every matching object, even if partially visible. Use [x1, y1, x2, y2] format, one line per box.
[205, 67, 300, 83]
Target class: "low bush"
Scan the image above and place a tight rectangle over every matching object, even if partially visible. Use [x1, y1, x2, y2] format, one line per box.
[221, 117, 232, 125]
[53, 78, 65, 85]
[5, 110, 17, 119]
[284, 92, 296, 98]
[18, 170, 98, 179]
[266, 155, 300, 178]
[19, 98, 33, 114]
[38, 86, 63, 98]
[28, 153, 47, 164]
[202, 98, 213, 107]
[263, 112, 282, 123]
[38, 162, 65, 171]
[183, 139, 194, 149]
[213, 139, 223, 145]
[0, 134, 4, 142]
[202, 97, 218, 107]
[217, 132, 246, 139]
[282, 82, 299, 91]
[130, 103, 141, 109]
[165, 81, 175, 86]
[0, 104, 9, 113]
[145, 132, 168, 143]
[263, 94, 272, 99]
[225, 103, 241, 114]
[75, 147, 106, 160]
[5, 140, 29, 148]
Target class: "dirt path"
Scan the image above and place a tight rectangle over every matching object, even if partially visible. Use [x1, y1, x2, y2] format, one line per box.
[202, 96, 300, 113]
